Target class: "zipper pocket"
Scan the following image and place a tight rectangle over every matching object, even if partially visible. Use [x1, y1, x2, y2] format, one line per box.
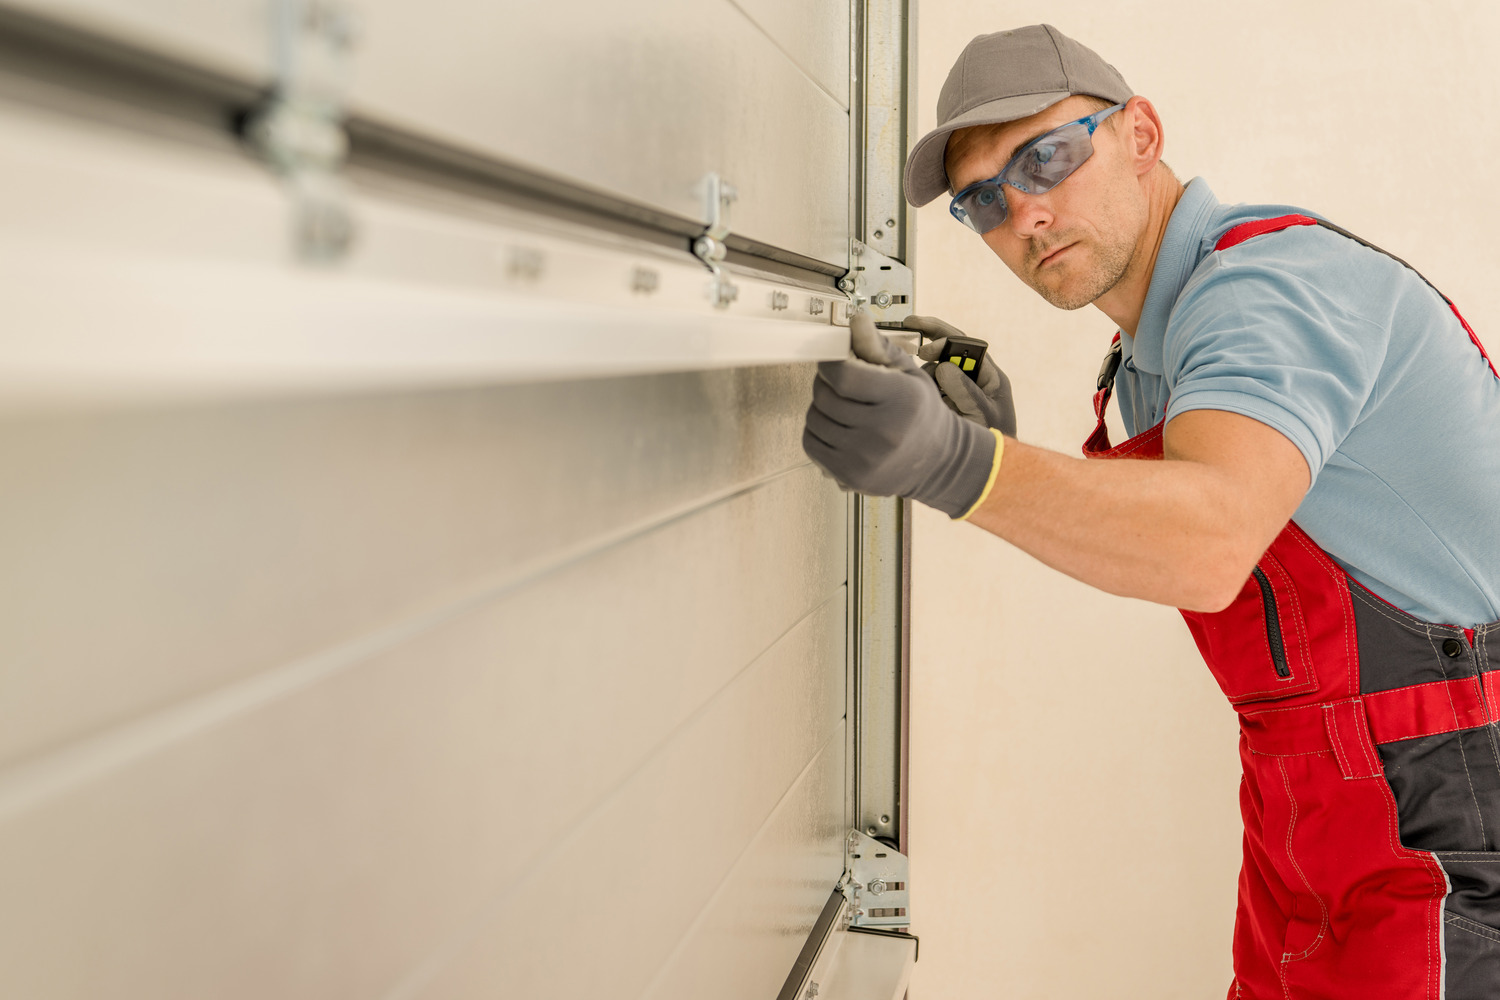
[1252, 566, 1292, 678]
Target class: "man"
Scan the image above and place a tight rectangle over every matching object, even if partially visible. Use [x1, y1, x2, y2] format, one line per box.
[803, 24, 1500, 1000]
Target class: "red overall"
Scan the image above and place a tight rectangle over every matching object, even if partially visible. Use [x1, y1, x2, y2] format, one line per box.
[1083, 216, 1500, 999]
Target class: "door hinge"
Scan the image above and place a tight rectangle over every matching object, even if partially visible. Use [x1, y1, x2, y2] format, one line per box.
[245, 0, 359, 261]
[843, 828, 910, 930]
[842, 240, 912, 323]
[692, 172, 739, 308]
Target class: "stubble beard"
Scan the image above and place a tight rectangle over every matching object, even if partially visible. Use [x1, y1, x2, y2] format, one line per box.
[1025, 233, 1134, 311]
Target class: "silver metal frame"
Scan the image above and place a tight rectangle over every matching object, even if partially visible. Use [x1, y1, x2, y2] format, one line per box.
[857, 0, 916, 266]
[847, 0, 915, 858]
[799, 5, 919, 991]
[851, 493, 908, 847]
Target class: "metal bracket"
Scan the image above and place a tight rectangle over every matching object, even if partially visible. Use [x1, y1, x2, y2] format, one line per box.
[841, 240, 912, 323]
[692, 173, 739, 308]
[843, 829, 910, 930]
[245, 0, 358, 261]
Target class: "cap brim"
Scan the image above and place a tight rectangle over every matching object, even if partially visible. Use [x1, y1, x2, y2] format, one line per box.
[902, 90, 1071, 207]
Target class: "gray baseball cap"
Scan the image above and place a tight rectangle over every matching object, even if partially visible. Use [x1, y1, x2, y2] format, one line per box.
[903, 25, 1133, 207]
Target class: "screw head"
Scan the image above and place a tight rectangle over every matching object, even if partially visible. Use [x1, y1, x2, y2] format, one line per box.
[872, 292, 891, 308]
[837, 277, 855, 293]
[869, 879, 887, 895]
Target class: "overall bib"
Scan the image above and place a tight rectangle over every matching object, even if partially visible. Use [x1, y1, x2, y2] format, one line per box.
[1083, 215, 1500, 999]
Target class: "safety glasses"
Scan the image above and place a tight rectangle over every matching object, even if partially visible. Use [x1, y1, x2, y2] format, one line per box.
[949, 103, 1125, 234]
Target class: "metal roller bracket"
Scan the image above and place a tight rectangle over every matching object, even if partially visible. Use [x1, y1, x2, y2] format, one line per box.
[693, 172, 739, 308]
[842, 240, 912, 323]
[245, 0, 358, 261]
[844, 829, 910, 930]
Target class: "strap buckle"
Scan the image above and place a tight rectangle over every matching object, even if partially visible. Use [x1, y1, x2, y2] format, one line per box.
[1096, 338, 1123, 391]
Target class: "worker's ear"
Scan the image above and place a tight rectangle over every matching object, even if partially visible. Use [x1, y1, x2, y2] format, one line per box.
[1118, 96, 1166, 179]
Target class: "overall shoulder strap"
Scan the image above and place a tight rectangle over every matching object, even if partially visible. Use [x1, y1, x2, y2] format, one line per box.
[1212, 213, 1497, 379]
[1084, 211, 1497, 457]
[1214, 213, 1318, 251]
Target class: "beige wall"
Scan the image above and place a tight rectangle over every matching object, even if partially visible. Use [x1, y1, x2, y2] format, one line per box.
[907, 3, 1500, 997]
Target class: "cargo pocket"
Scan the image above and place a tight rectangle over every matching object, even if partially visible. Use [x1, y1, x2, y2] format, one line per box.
[1182, 550, 1320, 706]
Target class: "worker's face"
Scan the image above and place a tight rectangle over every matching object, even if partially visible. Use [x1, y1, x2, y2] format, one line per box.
[945, 96, 1150, 310]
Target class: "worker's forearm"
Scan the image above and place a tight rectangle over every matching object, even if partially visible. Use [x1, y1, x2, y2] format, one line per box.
[965, 438, 1269, 611]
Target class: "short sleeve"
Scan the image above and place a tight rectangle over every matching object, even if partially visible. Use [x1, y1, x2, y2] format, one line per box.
[1162, 252, 1388, 480]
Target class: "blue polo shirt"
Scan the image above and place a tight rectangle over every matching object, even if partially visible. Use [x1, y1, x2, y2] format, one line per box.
[1116, 179, 1500, 626]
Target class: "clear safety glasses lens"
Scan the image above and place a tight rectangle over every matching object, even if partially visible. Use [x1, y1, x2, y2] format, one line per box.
[949, 104, 1123, 235]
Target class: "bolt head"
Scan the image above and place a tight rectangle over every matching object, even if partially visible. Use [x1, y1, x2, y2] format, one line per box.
[872, 292, 891, 308]
[869, 879, 887, 894]
[837, 277, 855, 293]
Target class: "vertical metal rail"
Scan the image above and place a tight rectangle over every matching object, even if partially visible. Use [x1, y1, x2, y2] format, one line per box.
[849, 0, 916, 856]
[858, 0, 915, 267]
[851, 494, 908, 848]
[779, 4, 916, 995]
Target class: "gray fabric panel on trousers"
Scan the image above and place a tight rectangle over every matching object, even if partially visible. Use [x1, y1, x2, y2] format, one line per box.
[1438, 854, 1500, 1000]
[1353, 577, 1500, 995]
[1378, 730, 1500, 853]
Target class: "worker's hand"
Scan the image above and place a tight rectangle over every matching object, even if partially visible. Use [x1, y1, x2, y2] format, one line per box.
[900, 315, 1018, 438]
[802, 312, 999, 519]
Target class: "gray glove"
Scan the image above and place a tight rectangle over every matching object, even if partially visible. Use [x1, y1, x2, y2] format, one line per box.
[802, 312, 998, 518]
[898, 315, 1017, 438]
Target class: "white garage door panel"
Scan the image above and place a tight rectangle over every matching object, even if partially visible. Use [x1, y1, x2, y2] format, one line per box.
[0, 365, 817, 770]
[0, 581, 846, 1000]
[639, 717, 847, 1000]
[722, 0, 850, 107]
[0, 98, 847, 403]
[403, 643, 847, 1000]
[0, 4, 875, 995]
[352, 0, 851, 264]
[0, 0, 268, 79]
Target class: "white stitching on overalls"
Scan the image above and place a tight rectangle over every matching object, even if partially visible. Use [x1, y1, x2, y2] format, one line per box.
[1351, 700, 1382, 776]
[1425, 628, 1488, 847]
[1276, 758, 1329, 973]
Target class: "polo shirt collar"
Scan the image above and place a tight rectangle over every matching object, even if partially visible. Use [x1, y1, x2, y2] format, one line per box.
[1122, 177, 1220, 375]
